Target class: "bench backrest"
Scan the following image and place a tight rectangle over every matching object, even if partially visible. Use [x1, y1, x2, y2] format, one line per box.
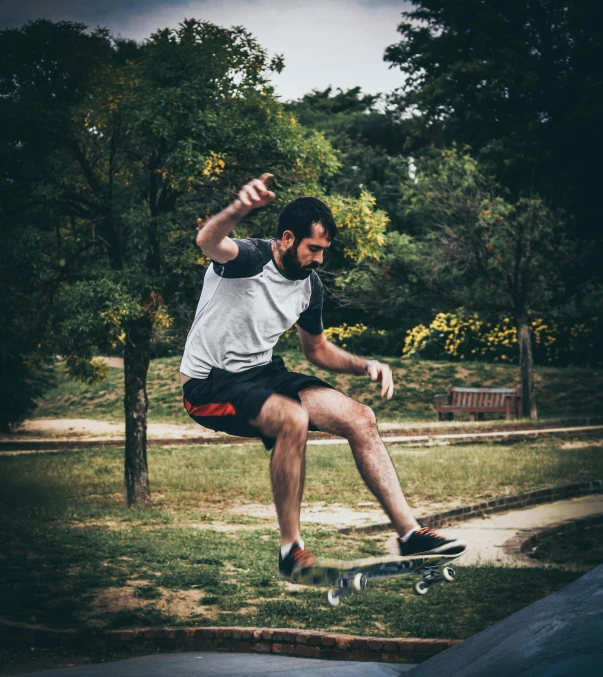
[449, 387, 520, 408]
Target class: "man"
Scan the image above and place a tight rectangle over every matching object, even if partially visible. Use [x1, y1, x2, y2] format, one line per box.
[180, 173, 466, 580]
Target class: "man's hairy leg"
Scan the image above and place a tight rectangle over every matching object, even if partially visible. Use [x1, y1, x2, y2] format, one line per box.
[250, 394, 309, 546]
[299, 386, 419, 536]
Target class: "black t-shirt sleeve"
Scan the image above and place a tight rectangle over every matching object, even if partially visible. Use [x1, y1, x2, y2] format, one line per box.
[297, 272, 324, 335]
[212, 239, 268, 278]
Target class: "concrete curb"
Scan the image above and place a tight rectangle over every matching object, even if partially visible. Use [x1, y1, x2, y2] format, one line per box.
[339, 479, 603, 534]
[0, 619, 460, 664]
[312, 424, 603, 448]
[1, 417, 601, 452]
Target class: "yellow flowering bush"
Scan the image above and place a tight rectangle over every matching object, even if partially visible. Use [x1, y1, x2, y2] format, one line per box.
[275, 323, 403, 355]
[324, 323, 385, 348]
[402, 309, 601, 366]
[323, 323, 401, 355]
[277, 315, 599, 365]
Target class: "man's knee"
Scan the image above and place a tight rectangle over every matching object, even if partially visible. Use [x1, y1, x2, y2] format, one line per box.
[271, 396, 308, 432]
[348, 403, 377, 437]
[272, 402, 308, 452]
[286, 404, 309, 434]
[252, 395, 308, 439]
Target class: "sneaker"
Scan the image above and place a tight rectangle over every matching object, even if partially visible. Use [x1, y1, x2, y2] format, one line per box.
[399, 526, 467, 557]
[278, 543, 316, 579]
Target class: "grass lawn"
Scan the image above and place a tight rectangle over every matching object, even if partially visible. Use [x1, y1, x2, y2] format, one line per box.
[31, 350, 603, 424]
[1, 436, 601, 650]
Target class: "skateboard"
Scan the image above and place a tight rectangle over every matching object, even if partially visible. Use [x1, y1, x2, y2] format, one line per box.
[292, 552, 463, 607]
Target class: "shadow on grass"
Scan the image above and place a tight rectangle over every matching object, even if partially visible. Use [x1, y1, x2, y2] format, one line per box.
[0, 498, 587, 638]
[0, 443, 599, 638]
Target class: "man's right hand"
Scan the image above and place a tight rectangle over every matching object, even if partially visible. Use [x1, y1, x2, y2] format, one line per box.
[234, 173, 276, 212]
[196, 172, 276, 263]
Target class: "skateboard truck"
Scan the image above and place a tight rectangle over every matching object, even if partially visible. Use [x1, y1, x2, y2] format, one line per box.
[412, 564, 456, 596]
[326, 561, 457, 607]
[327, 575, 361, 607]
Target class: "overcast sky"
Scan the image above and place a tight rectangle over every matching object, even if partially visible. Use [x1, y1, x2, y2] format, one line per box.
[0, 0, 410, 102]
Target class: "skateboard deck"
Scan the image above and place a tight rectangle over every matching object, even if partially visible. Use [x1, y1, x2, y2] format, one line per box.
[292, 552, 464, 606]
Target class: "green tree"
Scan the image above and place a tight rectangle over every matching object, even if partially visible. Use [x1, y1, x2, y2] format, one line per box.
[0, 20, 114, 431]
[0, 228, 57, 432]
[384, 0, 603, 249]
[286, 87, 420, 233]
[1, 19, 387, 504]
[329, 230, 437, 334]
[403, 148, 573, 418]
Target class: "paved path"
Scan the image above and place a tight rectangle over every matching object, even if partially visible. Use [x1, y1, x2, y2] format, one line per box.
[385, 494, 603, 565]
[16, 652, 415, 676]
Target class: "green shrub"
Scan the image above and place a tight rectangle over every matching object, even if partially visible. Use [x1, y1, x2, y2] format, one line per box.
[402, 309, 601, 366]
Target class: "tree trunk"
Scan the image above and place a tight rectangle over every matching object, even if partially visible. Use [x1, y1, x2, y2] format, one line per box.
[123, 315, 153, 506]
[516, 312, 538, 420]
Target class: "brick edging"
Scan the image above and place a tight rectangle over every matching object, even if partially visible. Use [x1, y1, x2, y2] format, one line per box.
[0, 620, 459, 663]
[520, 511, 603, 551]
[502, 511, 603, 565]
[340, 479, 603, 535]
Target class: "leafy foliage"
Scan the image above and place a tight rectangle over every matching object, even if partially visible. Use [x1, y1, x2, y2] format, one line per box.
[384, 0, 603, 314]
[402, 146, 576, 416]
[325, 190, 388, 262]
[384, 1, 603, 243]
[323, 323, 406, 357]
[0, 20, 114, 429]
[286, 87, 416, 233]
[403, 310, 602, 367]
[329, 230, 437, 330]
[402, 147, 573, 317]
[0, 18, 392, 443]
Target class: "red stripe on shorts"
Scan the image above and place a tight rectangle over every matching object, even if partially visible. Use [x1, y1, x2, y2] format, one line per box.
[183, 397, 236, 417]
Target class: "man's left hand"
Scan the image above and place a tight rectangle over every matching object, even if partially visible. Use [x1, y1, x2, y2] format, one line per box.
[367, 361, 394, 400]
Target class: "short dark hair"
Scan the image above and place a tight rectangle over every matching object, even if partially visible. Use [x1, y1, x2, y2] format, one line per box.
[275, 197, 337, 242]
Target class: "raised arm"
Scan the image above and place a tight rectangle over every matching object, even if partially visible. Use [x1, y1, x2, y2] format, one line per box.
[196, 173, 275, 263]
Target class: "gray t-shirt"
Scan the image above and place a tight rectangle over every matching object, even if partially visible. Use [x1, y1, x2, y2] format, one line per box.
[180, 238, 324, 379]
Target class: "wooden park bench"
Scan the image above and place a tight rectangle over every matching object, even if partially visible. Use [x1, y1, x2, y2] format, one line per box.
[435, 386, 522, 421]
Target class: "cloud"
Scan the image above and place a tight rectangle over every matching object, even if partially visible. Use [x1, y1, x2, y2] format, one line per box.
[0, 0, 409, 101]
[0, 1, 196, 27]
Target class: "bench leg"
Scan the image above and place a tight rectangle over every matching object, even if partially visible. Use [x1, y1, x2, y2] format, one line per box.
[469, 413, 476, 422]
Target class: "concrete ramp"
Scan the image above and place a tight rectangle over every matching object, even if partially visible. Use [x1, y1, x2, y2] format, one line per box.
[411, 564, 603, 676]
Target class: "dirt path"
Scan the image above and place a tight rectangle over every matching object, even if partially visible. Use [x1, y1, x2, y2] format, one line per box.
[5, 418, 602, 446]
[5, 418, 220, 441]
[3, 417, 418, 443]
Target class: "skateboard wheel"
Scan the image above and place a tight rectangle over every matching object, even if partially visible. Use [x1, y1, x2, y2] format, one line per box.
[327, 590, 340, 607]
[442, 566, 456, 582]
[352, 573, 367, 591]
[413, 580, 429, 596]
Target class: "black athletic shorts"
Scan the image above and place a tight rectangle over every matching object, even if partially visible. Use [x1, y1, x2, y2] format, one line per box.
[182, 355, 333, 449]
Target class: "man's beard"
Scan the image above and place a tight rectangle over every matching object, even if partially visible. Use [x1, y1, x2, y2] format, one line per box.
[280, 240, 319, 280]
